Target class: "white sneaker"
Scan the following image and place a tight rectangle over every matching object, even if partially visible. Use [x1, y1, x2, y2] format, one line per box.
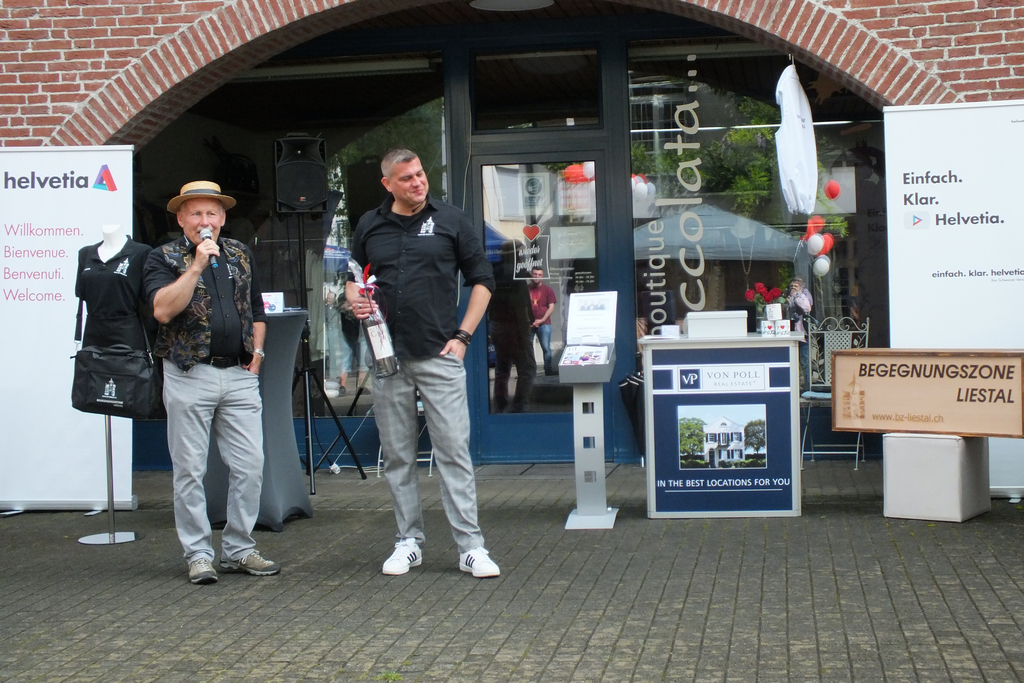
[382, 539, 422, 575]
[459, 547, 500, 578]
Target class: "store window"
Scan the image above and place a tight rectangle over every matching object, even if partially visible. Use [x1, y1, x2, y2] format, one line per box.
[628, 39, 888, 349]
[136, 52, 445, 420]
[319, 58, 446, 417]
[475, 49, 600, 130]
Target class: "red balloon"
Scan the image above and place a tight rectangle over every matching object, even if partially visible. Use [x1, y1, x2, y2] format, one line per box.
[806, 215, 825, 238]
[824, 179, 841, 200]
[819, 232, 835, 256]
[563, 164, 586, 184]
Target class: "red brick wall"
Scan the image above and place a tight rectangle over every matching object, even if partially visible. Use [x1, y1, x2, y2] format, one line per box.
[1, 0, 1021, 148]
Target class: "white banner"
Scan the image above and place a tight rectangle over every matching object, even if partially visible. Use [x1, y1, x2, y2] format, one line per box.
[884, 101, 1024, 499]
[0, 146, 135, 510]
[885, 100, 1024, 349]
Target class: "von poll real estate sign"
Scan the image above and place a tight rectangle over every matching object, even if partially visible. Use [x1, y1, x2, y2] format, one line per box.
[0, 146, 135, 511]
[643, 338, 801, 518]
[832, 349, 1024, 438]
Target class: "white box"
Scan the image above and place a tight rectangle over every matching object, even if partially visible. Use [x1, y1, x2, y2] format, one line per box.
[883, 433, 990, 522]
[685, 310, 747, 338]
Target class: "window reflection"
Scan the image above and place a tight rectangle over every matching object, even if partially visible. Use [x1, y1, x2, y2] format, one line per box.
[628, 40, 887, 347]
[482, 161, 598, 414]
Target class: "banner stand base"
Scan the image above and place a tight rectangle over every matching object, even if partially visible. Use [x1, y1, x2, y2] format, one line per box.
[565, 508, 618, 530]
[80, 531, 136, 545]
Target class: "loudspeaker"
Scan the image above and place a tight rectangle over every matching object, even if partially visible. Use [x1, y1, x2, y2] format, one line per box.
[274, 136, 328, 213]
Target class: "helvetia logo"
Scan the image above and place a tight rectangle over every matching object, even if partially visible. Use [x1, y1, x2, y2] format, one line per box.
[93, 164, 117, 191]
[2, 164, 117, 191]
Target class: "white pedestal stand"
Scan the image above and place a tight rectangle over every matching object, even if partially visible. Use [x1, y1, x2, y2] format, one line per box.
[565, 383, 618, 530]
[79, 415, 135, 545]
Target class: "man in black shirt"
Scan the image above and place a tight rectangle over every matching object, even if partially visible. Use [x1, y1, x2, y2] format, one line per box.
[143, 180, 279, 585]
[347, 149, 500, 578]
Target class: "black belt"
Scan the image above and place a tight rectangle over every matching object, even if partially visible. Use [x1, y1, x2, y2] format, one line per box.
[200, 356, 239, 368]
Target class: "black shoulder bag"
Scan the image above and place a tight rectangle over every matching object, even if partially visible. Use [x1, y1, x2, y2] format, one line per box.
[71, 299, 164, 419]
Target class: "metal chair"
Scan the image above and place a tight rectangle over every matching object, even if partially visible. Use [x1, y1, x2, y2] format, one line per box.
[800, 316, 870, 468]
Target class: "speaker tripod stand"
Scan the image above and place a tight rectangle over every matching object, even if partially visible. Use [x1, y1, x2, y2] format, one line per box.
[290, 212, 366, 494]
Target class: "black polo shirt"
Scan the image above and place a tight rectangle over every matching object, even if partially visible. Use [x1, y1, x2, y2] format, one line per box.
[75, 237, 152, 349]
[351, 195, 495, 360]
[144, 236, 266, 359]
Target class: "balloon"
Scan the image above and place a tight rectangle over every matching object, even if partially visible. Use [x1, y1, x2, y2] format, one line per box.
[819, 232, 835, 256]
[646, 182, 656, 198]
[633, 182, 648, 201]
[813, 255, 831, 277]
[564, 164, 586, 184]
[806, 215, 825, 237]
[582, 161, 595, 180]
[806, 233, 824, 256]
[824, 179, 841, 200]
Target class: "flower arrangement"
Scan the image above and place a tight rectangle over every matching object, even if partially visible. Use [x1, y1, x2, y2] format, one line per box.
[745, 282, 783, 315]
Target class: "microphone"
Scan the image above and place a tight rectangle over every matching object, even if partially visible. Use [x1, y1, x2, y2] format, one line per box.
[199, 228, 218, 269]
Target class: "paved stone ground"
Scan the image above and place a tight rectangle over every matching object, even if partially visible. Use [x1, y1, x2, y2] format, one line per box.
[5, 460, 1024, 682]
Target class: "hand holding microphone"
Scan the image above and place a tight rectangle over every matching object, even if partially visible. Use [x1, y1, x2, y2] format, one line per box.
[199, 228, 219, 269]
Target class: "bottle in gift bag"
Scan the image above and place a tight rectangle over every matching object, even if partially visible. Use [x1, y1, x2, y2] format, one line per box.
[361, 287, 400, 379]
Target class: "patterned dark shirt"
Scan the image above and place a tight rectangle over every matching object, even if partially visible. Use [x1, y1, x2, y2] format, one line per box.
[143, 236, 266, 371]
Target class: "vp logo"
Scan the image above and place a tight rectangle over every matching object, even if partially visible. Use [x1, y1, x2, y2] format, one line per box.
[678, 368, 701, 390]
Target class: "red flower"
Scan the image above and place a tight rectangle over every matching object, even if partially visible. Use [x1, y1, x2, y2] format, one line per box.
[755, 282, 768, 296]
[744, 289, 756, 302]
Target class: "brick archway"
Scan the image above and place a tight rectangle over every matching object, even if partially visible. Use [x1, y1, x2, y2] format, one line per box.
[43, 0, 965, 148]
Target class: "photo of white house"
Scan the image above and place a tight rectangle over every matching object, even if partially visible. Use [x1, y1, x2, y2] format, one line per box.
[703, 416, 747, 467]
[677, 404, 767, 469]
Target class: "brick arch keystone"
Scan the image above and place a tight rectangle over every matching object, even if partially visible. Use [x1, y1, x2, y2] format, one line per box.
[50, 0, 955, 149]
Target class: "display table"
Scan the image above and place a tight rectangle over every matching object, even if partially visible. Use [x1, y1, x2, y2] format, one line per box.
[639, 333, 802, 518]
[205, 310, 312, 531]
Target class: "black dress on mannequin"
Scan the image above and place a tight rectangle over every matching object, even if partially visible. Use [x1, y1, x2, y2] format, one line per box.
[75, 237, 153, 349]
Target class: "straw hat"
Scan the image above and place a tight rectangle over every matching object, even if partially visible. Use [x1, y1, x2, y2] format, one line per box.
[166, 180, 237, 213]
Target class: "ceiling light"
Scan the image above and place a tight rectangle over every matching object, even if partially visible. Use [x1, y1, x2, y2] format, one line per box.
[470, 0, 554, 11]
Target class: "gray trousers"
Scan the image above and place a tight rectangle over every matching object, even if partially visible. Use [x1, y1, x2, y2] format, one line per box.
[373, 353, 484, 553]
[162, 359, 264, 564]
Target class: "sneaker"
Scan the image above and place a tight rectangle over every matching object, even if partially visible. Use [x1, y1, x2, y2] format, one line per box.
[382, 539, 422, 575]
[189, 557, 218, 585]
[459, 548, 500, 578]
[220, 549, 280, 576]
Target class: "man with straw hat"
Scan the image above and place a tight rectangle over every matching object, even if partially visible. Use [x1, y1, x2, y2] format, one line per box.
[143, 180, 279, 585]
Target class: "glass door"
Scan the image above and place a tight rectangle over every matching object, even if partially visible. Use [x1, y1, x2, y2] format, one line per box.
[473, 156, 605, 462]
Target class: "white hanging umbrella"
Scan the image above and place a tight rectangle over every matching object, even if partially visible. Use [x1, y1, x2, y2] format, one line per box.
[775, 64, 818, 215]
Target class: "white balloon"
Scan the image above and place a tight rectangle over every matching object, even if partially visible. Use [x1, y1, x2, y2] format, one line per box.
[583, 161, 595, 179]
[812, 254, 831, 277]
[633, 182, 648, 200]
[646, 182, 656, 198]
[631, 175, 640, 187]
[806, 233, 824, 256]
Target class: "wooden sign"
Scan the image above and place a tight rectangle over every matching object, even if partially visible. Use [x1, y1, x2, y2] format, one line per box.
[831, 349, 1024, 438]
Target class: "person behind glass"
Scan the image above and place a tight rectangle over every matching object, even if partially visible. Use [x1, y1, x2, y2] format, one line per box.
[346, 148, 500, 578]
[490, 240, 536, 413]
[787, 276, 813, 389]
[76, 224, 153, 351]
[528, 266, 557, 376]
[142, 180, 279, 585]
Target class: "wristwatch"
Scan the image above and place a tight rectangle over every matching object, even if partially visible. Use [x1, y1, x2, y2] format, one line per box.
[253, 348, 265, 359]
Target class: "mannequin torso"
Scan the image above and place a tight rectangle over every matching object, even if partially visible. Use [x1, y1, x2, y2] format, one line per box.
[97, 224, 128, 262]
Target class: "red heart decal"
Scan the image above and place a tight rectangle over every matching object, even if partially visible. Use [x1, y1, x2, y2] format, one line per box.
[523, 225, 540, 241]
